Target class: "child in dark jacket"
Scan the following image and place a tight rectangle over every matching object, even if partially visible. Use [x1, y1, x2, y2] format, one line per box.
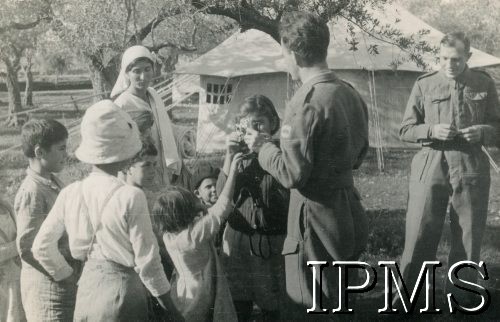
[218, 95, 289, 321]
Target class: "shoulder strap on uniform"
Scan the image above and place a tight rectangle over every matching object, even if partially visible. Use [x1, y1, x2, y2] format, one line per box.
[472, 68, 493, 79]
[340, 79, 355, 89]
[417, 70, 439, 81]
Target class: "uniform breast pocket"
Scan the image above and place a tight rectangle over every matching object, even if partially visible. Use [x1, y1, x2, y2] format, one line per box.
[465, 91, 488, 123]
[426, 94, 450, 124]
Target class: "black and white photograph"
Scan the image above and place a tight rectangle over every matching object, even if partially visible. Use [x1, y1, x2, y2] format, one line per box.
[0, 0, 499, 321]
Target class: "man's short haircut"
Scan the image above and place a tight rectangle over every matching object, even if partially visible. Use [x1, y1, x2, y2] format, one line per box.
[21, 119, 68, 158]
[440, 31, 471, 53]
[279, 11, 330, 67]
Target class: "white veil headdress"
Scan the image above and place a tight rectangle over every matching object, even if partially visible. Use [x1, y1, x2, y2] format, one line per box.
[110, 45, 155, 98]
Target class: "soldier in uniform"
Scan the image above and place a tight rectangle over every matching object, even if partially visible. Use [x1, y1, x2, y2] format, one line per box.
[244, 11, 369, 318]
[399, 32, 500, 306]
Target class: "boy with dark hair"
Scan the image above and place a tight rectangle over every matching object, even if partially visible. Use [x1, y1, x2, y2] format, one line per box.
[122, 138, 159, 190]
[244, 11, 370, 318]
[15, 118, 79, 321]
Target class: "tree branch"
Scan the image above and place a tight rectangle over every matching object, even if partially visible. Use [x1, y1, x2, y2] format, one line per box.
[0, 0, 53, 35]
[126, 6, 183, 46]
[337, 12, 436, 69]
[147, 43, 197, 53]
[0, 19, 43, 34]
[191, 0, 280, 41]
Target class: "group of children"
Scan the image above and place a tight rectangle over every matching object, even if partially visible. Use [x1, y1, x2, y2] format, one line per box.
[1, 46, 290, 322]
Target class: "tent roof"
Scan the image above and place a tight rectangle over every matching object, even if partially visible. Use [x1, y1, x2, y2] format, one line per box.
[176, 5, 500, 77]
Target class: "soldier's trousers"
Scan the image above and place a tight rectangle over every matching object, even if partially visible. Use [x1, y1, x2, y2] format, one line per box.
[400, 148, 490, 306]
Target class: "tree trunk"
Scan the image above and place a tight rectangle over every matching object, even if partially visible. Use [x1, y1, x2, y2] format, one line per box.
[88, 63, 112, 101]
[2, 58, 24, 127]
[23, 57, 34, 107]
[87, 54, 120, 102]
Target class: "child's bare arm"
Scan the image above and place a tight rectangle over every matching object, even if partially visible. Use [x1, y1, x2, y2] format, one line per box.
[219, 152, 244, 201]
[189, 153, 244, 243]
[222, 132, 241, 175]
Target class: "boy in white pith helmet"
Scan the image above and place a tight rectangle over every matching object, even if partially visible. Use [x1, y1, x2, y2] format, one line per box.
[32, 100, 182, 321]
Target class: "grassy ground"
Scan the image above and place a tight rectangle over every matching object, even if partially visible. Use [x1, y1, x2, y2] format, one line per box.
[1, 90, 499, 320]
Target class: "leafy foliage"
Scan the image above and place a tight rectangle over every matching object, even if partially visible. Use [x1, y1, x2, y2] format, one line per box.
[192, 0, 438, 69]
[399, 0, 500, 56]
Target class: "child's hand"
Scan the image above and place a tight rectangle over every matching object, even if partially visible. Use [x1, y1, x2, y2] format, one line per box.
[229, 152, 244, 175]
[226, 132, 241, 157]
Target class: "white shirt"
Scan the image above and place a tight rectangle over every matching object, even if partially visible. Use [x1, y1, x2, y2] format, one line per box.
[163, 195, 233, 320]
[32, 172, 170, 297]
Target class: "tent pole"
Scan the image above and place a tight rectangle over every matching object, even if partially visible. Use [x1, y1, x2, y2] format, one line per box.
[368, 70, 385, 173]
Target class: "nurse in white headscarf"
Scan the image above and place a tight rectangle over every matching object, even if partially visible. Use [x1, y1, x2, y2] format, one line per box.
[111, 45, 181, 185]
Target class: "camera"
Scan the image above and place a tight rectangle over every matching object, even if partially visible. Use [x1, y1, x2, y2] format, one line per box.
[234, 123, 252, 156]
[234, 117, 266, 159]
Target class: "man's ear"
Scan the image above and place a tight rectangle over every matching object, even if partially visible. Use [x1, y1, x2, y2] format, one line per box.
[34, 145, 43, 158]
[194, 189, 200, 198]
[292, 51, 307, 68]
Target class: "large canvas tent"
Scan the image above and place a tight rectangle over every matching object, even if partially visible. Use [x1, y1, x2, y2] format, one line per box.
[174, 5, 500, 154]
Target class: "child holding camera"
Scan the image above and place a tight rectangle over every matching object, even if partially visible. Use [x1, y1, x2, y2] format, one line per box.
[219, 95, 289, 321]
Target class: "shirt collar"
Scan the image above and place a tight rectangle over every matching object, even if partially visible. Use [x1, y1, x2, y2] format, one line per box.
[293, 70, 338, 104]
[26, 167, 63, 192]
[89, 171, 120, 180]
[438, 65, 470, 88]
[301, 70, 338, 88]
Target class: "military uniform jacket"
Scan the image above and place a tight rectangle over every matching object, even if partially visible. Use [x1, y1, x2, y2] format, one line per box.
[258, 71, 369, 261]
[400, 67, 500, 180]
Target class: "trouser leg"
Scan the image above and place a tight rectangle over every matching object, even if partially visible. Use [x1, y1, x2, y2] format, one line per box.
[233, 300, 253, 322]
[446, 176, 489, 305]
[399, 179, 450, 296]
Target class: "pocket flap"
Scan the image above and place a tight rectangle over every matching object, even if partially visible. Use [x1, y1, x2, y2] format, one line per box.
[281, 238, 299, 255]
[431, 94, 451, 103]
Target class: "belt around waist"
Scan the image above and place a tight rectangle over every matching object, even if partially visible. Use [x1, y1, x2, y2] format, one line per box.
[84, 258, 135, 274]
[424, 140, 478, 151]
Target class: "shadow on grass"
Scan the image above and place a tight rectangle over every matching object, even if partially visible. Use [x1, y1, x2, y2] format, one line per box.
[365, 208, 406, 258]
[364, 208, 500, 260]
